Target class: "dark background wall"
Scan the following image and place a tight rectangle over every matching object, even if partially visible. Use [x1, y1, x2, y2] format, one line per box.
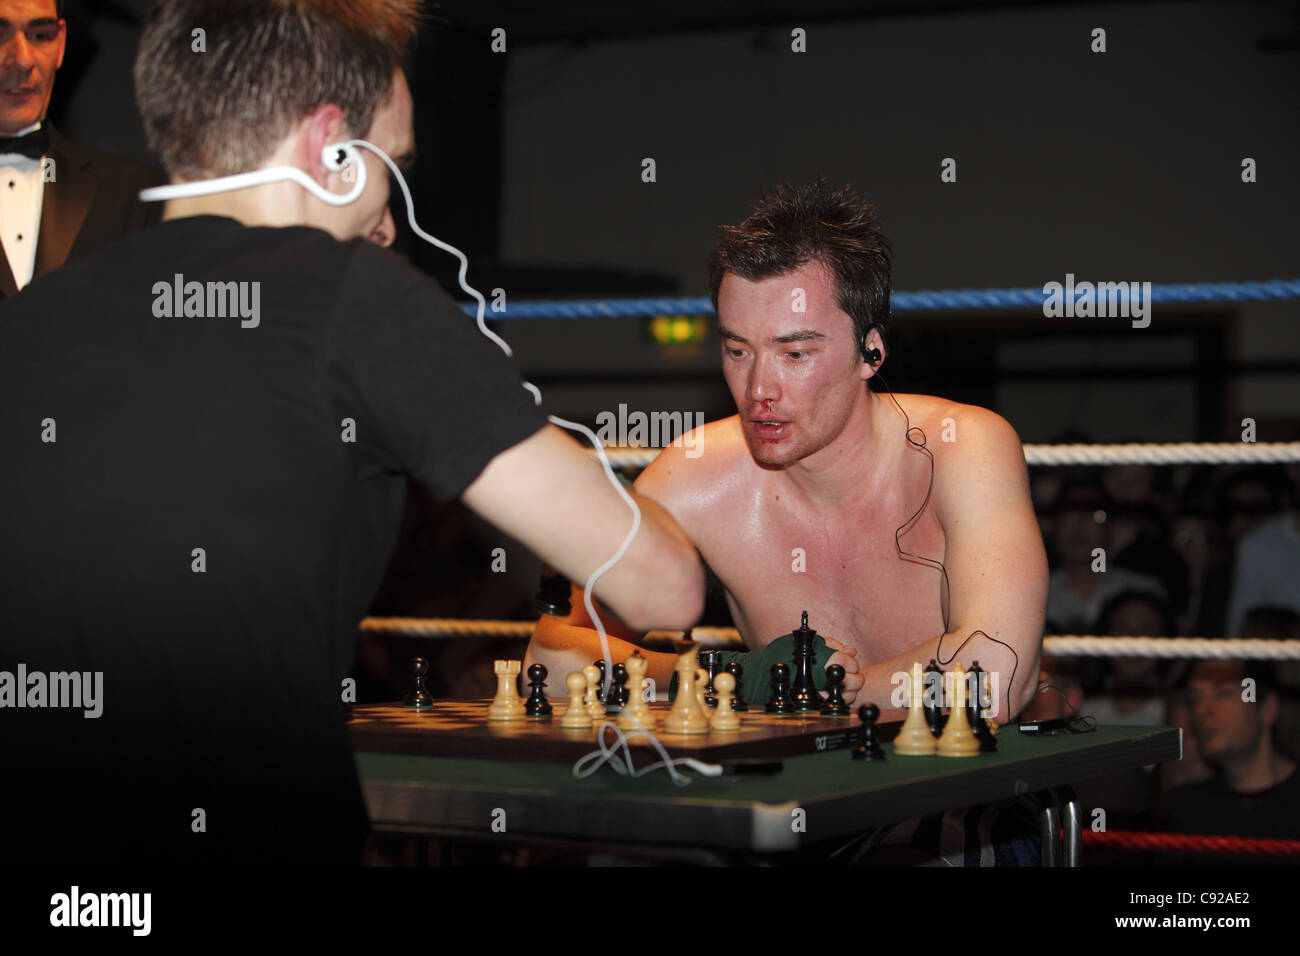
[51, 0, 1300, 444]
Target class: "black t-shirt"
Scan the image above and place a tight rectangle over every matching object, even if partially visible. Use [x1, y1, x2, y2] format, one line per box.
[0, 216, 545, 864]
[1157, 766, 1300, 840]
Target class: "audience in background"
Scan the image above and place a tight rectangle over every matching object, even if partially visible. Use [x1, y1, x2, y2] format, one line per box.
[1156, 659, 1300, 840]
[1044, 479, 1168, 634]
[1237, 607, 1300, 761]
[1225, 502, 1300, 636]
[1168, 508, 1230, 637]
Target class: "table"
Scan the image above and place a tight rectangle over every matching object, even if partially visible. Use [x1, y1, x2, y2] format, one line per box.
[354, 723, 1180, 865]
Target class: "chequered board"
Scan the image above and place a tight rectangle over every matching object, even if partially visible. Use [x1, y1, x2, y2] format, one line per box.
[348, 698, 867, 763]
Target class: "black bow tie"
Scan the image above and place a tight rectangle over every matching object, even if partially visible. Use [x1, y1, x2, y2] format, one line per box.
[0, 127, 49, 160]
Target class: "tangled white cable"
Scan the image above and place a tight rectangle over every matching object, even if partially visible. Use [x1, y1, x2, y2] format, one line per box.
[572, 721, 722, 785]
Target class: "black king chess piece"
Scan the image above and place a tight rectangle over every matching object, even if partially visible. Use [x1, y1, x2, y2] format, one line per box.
[852, 703, 886, 760]
[525, 663, 553, 717]
[724, 661, 748, 712]
[967, 660, 997, 752]
[789, 611, 822, 713]
[402, 656, 435, 709]
[765, 662, 795, 715]
[821, 664, 852, 716]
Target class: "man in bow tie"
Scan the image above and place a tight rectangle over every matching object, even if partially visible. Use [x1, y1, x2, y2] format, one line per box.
[0, 0, 160, 295]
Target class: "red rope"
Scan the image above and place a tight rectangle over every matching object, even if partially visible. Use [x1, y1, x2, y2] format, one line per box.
[1083, 829, 1300, 857]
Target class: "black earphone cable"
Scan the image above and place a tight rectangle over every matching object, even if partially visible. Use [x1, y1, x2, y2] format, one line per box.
[872, 365, 1022, 722]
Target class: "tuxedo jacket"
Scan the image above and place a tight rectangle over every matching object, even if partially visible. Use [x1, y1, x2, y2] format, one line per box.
[0, 124, 164, 298]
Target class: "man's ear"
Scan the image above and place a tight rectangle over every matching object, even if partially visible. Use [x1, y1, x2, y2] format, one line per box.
[860, 325, 886, 380]
[55, 20, 66, 71]
[301, 104, 347, 183]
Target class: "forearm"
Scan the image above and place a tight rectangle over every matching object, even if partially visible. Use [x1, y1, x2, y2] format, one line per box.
[859, 631, 1041, 724]
[461, 426, 705, 632]
[525, 621, 677, 697]
[595, 491, 705, 632]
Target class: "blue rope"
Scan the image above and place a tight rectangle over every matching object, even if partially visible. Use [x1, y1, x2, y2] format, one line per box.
[459, 279, 1300, 319]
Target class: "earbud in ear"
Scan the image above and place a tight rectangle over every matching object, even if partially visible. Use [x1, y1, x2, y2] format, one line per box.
[862, 339, 882, 365]
[321, 143, 352, 171]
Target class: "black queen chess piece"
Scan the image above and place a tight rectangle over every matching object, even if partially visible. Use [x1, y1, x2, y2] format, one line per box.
[967, 661, 997, 752]
[923, 659, 946, 736]
[698, 650, 721, 707]
[724, 661, 747, 712]
[402, 656, 435, 709]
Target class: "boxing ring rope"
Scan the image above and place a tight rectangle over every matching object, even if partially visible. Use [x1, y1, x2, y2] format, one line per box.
[356, 618, 1300, 659]
[599, 442, 1300, 470]
[460, 278, 1300, 319]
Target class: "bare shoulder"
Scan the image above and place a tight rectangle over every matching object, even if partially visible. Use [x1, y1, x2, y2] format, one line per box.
[889, 394, 1030, 520]
[886, 394, 1023, 459]
[634, 415, 750, 521]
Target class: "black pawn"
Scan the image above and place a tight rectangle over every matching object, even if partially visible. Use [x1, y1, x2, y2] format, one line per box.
[591, 659, 607, 702]
[967, 661, 997, 752]
[525, 663, 552, 717]
[605, 663, 629, 715]
[852, 703, 886, 760]
[765, 662, 795, 715]
[724, 661, 748, 712]
[820, 664, 851, 716]
[923, 659, 946, 737]
[402, 656, 435, 709]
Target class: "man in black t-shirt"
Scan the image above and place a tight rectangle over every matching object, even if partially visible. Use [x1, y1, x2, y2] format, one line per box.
[0, 0, 703, 866]
[1157, 660, 1299, 840]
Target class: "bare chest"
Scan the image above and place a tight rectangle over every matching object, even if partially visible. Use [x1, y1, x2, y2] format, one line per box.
[699, 492, 949, 659]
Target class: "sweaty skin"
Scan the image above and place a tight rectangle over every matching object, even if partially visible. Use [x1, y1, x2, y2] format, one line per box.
[528, 261, 1047, 720]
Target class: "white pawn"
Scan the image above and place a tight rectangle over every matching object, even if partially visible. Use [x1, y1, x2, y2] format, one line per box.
[560, 672, 593, 729]
[893, 661, 938, 756]
[711, 671, 741, 730]
[618, 651, 656, 732]
[583, 664, 606, 720]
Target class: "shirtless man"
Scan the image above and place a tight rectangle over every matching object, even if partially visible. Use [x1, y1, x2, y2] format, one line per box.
[527, 182, 1047, 722]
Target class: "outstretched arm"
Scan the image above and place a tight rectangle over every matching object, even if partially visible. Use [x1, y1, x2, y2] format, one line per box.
[461, 425, 705, 633]
[525, 584, 679, 695]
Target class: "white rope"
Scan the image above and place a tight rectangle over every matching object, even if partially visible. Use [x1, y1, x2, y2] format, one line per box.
[358, 617, 1300, 659]
[1044, 637, 1300, 659]
[595, 442, 1300, 470]
[359, 618, 535, 637]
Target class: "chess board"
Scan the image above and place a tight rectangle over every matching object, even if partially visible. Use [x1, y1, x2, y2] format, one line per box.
[348, 699, 871, 763]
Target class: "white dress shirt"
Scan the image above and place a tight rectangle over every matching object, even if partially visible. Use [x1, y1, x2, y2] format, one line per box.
[0, 121, 47, 289]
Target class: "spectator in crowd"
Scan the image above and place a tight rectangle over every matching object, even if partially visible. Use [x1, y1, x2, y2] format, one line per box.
[1045, 480, 1168, 635]
[1168, 508, 1230, 637]
[1237, 607, 1300, 761]
[1085, 590, 1178, 727]
[1156, 659, 1300, 839]
[1224, 469, 1300, 636]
